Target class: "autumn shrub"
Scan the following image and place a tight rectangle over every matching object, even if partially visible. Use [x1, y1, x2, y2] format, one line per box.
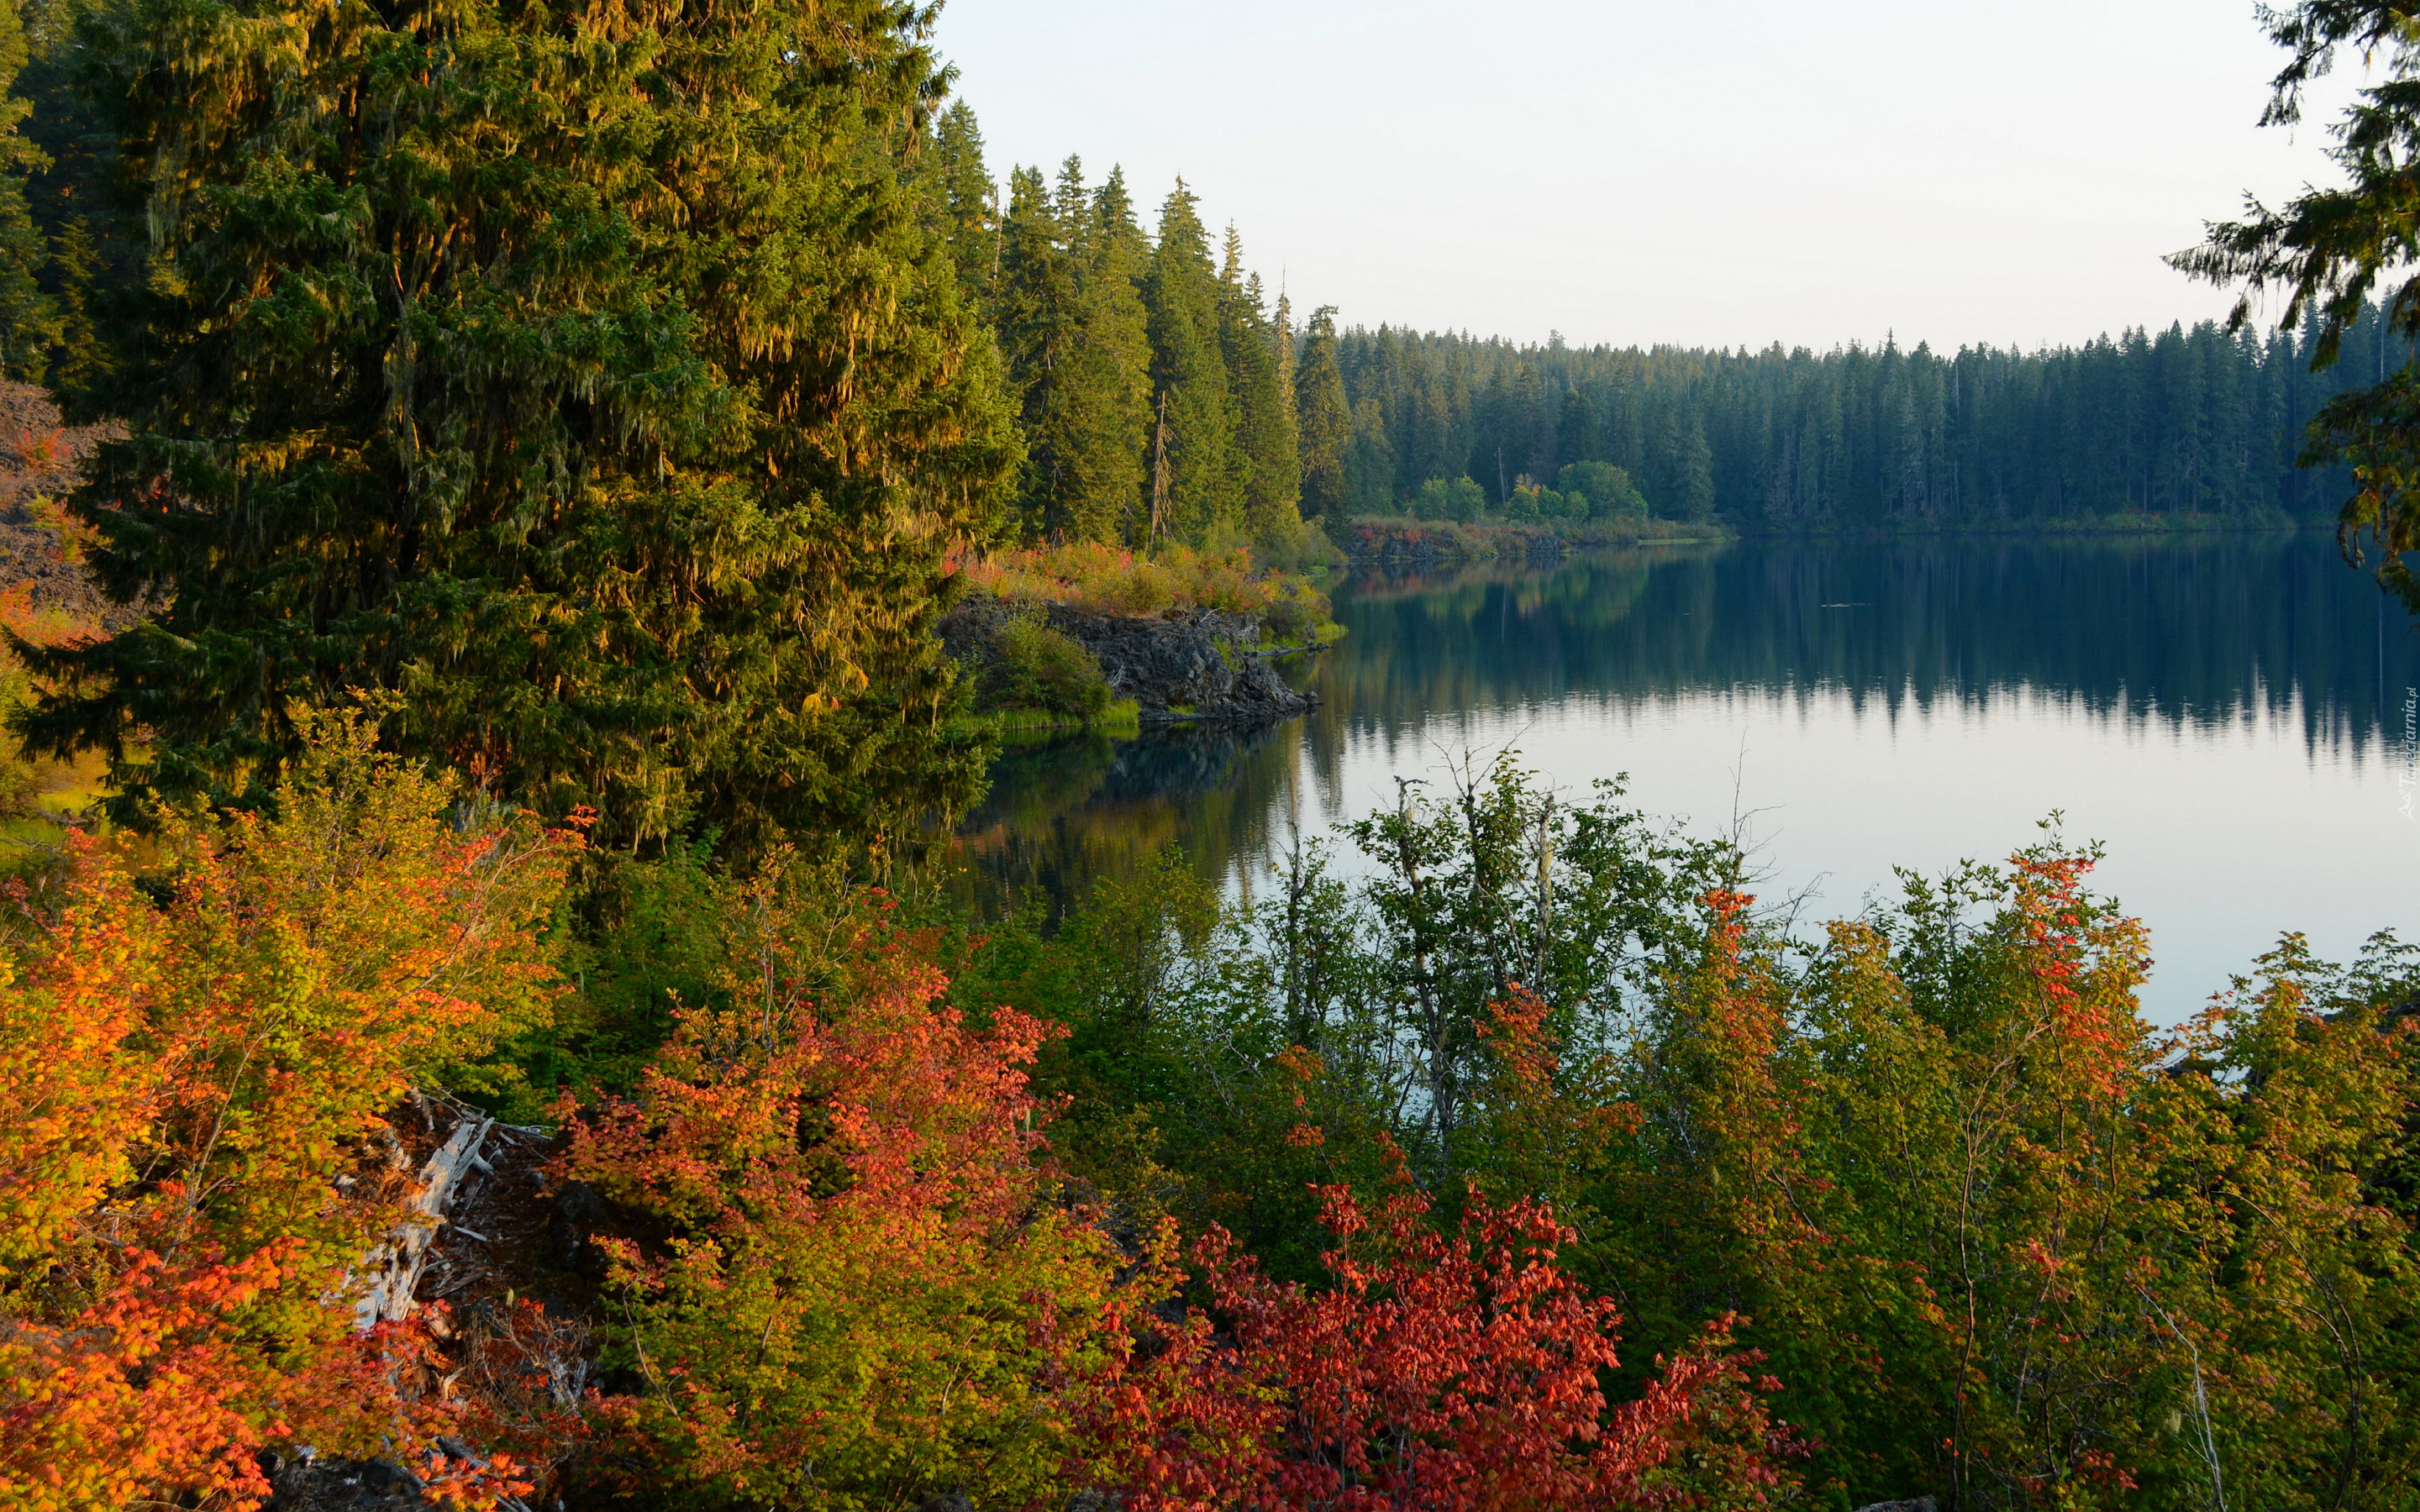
[0, 707, 577, 1509]
[1017, 754, 2420, 1510]
[0, 708, 2404, 1512]
[559, 856, 1139, 1510]
[1258, 579, 1339, 646]
[1080, 1176, 1798, 1511]
[0, 581, 101, 821]
[954, 538, 1333, 627]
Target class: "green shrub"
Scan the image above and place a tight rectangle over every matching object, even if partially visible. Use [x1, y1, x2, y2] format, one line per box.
[1556, 460, 1650, 519]
[1260, 581, 1334, 645]
[1410, 476, 1486, 522]
[982, 617, 1113, 720]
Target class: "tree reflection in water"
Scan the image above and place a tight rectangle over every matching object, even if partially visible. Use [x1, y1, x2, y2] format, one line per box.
[950, 533, 2419, 1010]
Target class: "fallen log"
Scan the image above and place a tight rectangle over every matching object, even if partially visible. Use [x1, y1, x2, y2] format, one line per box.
[354, 1114, 492, 1331]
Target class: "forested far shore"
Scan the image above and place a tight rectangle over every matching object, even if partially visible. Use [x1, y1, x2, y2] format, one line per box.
[1326, 312, 2410, 530]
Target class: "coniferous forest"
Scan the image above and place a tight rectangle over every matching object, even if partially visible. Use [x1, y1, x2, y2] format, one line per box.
[1324, 317, 2410, 527]
[0, 1, 2414, 1510]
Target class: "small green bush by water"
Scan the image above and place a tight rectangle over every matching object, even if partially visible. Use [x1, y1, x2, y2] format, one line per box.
[981, 616, 1114, 722]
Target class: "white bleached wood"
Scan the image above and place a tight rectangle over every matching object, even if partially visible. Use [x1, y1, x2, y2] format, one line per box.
[354, 1116, 492, 1331]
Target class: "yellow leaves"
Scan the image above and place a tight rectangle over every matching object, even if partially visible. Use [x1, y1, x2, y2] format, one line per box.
[0, 708, 581, 1508]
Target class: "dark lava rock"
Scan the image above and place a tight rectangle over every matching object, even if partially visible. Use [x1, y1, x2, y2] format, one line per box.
[1047, 603, 1313, 722]
[547, 1179, 610, 1277]
[941, 593, 1316, 724]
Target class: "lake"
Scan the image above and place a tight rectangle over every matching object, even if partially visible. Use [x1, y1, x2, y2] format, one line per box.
[955, 533, 2420, 1021]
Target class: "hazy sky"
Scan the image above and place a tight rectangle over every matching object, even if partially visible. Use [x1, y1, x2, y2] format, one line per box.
[930, 0, 2373, 354]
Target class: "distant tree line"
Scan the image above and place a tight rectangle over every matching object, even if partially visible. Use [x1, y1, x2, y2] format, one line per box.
[1318, 315, 2417, 530]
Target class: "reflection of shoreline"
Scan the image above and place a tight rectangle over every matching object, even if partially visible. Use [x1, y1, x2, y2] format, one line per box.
[955, 535, 2420, 929]
[1322, 534, 2420, 763]
[958, 718, 1297, 841]
[950, 716, 1307, 922]
[1339, 538, 1731, 603]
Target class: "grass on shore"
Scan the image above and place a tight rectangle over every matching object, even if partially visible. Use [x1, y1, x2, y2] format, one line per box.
[972, 698, 1144, 739]
[950, 539, 1338, 638]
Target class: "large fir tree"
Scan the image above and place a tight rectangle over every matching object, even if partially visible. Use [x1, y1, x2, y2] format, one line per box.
[923, 99, 999, 319]
[1295, 305, 1351, 522]
[996, 164, 1079, 537]
[24, 0, 1022, 856]
[993, 156, 1156, 543]
[2173, 0, 2420, 612]
[1056, 161, 1154, 543]
[1218, 228, 1302, 545]
[1143, 181, 1243, 543]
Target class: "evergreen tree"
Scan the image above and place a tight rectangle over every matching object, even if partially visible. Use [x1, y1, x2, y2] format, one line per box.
[1295, 305, 1351, 522]
[2172, 0, 2420, 612]
[23, 0, 1022, 858]
[1057, 161, 1153, 544]
[1347, 390, 1395, 516]
[0, 0, 56, 381]
[1218, 228, 1302, 545]
[1318, 318, 2375, 530]
[1273, 285, 1297, 425]
[1143, 181, 1243, 542]
[992, 158, 1157, 545]
[923, 100, 999, 319]
[41, 212, 101, 394]
[996, 165, 1078, 537]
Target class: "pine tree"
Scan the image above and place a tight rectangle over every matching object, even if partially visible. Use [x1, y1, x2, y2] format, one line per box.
[991, 158, 1156, 546]
[1295, 306, 1351, 523]
[1348, 390, 1396, 515]
[23, 0, 1023, 858]
[1143, 181, 1243, 543]
[1273, 285, 1297, 423]
[996, 165, 1078, 536]
[2170, 0, 2420, 610]
[41, 213, 101, 395]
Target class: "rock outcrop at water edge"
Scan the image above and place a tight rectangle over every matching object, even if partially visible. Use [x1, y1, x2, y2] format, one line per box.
[940, 593, 1318, 724]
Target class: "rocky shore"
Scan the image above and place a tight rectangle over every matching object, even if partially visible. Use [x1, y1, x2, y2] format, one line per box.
[939, 591, 1318, 725]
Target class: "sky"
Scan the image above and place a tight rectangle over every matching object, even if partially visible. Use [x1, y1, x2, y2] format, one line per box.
[929, 0, 2375, 354]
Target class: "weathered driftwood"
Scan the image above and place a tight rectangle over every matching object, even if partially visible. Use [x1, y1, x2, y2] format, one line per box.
[354, 1115, 492, 1331]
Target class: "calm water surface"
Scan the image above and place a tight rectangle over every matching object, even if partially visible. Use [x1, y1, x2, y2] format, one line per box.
[955, 534, 2420, 1021]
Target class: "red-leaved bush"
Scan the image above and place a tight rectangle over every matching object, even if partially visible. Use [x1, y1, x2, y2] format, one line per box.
[556, 858, 1135, 1508]
[1083, 1177, 1800, 1511]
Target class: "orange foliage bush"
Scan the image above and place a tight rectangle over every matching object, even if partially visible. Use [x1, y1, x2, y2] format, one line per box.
[0, 709, 579, 1509]
[0, 582, 97, 652]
